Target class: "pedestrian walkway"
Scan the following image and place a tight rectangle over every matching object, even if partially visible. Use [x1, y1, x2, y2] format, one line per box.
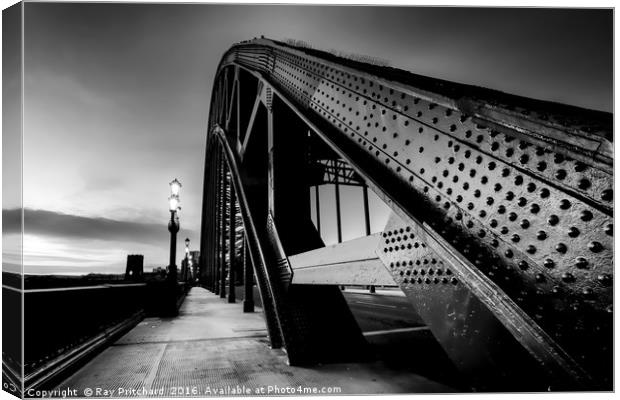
[58, 287, 453, 396]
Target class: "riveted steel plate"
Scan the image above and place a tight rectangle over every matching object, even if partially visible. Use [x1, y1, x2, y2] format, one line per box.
[376, 212, 583, 391]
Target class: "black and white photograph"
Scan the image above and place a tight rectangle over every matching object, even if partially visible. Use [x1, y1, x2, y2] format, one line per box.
[1, 2, 615, 398]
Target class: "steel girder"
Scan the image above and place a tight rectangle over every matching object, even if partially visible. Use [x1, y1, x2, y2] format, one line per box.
[202, 38, 613, 390]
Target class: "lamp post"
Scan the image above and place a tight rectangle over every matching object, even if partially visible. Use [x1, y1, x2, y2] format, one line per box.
[168, 178, 182, 284]
[184, 237, 190, 282]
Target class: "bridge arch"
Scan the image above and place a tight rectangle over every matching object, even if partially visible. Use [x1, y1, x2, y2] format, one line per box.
[199, 38, 613, 391]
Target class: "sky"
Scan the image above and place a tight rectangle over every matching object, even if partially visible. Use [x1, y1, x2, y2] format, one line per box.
[2, 3, 612, 275]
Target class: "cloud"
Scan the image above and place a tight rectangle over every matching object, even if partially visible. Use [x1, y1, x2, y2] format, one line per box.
[3, 208, 197, 244]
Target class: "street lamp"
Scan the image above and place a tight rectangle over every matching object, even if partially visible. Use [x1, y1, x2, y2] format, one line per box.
[167, 178, 182, 284]
[184, 238, 190, 282]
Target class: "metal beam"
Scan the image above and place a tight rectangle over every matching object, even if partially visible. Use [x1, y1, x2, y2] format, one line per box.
[289, 234, 394, 286]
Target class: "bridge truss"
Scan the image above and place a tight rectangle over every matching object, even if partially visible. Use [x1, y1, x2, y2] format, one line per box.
[199, 38, 613, 391]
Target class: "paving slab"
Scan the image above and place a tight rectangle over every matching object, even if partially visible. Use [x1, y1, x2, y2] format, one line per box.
[57, 287, 454, 396]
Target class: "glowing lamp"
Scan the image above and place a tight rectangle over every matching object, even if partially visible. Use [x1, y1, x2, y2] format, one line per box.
[168, 195, 180, 211]
[169, 178, 182, 196]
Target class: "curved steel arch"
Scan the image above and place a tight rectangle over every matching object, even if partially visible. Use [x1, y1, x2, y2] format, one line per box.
[200, 38, 613, 391]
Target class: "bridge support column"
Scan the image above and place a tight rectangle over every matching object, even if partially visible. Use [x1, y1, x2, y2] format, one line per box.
[214, 152, 223, 296]
[242, 235, 254, 312]
[258, 95, 368, 365]
[219, 170, 228, 298]
[227, 184, 236, 303]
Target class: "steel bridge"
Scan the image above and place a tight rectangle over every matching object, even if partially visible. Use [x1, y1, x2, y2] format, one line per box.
[198, 38, 613, 391]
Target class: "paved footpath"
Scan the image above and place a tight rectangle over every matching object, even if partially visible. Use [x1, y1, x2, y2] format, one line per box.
[58, 287, 453, 396]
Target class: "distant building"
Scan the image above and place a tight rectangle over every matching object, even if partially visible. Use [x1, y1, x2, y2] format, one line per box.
[125, 254, 144, 281]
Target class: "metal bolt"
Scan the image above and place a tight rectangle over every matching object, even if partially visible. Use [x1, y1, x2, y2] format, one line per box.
[588, 241, 603, 253]
[561, 272, 575, 282]
[559, 199, 571, 210]
[597, 273, 612, 286]
[578, 179, 591, 190]
[575, 257, 588, 269]
[580, 210, 593, 221]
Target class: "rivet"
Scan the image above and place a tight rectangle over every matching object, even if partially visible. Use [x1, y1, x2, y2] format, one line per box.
[535, 273, 545, 282]
[574, 161, 587, 172]
[555, 169, 567, 180]
[520, 219, 530, 229]
[540, 188, 550, 198]
[514, 176, 523, 185]
[530, 204, 540, 214]
[508, 212, 518, 221]
[526, 183, 536, 193]
[505, 249, 514, 258]
[567, 227, 580, 238]
[526, 245, 536, 254]
[588, 241, 603, 253]
[559, 199, 571, 210]
[561, 272, 575, 282]
[548, 215, 559, 226]
[536, 231, 547, 240]
[578, 179, 591, 190]
[555, 243, 567, 253]
[575, 257, 588, 269]
[543, 259, 555, 268]
[500, 227, 509, 234]
[518, 260, 528, 270]
[605, 224, 613, 236]
[498, 205, 506, 214]
[580, 210, 593, 221]
[601, 189, 613, 201]
[597, 273, 612, 286]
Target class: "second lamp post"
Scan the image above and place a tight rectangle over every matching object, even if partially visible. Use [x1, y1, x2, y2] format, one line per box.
[168, 178, 182, 284]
